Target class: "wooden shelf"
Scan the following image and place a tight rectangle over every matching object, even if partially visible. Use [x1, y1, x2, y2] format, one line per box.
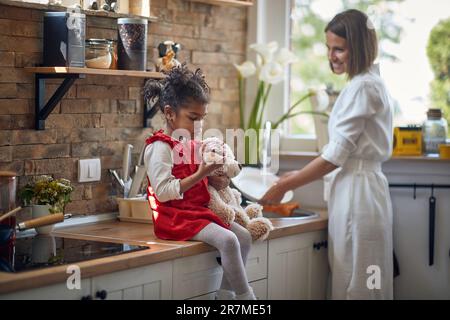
[25, 67, 164, 79]
[0, 0, 158, 22]
[187, 0, 254, 7]
[25, 67, 164, 130]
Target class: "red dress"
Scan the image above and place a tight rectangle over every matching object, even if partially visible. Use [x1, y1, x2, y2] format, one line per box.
[146, 130, 230, 241]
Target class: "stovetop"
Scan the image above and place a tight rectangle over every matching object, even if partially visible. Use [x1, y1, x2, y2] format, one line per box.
[0, 234, 150, 273]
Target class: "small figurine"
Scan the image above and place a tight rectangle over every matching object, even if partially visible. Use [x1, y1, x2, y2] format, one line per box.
[102, 0, 118, 12]
[90, 0, 99, 10]
[156, 40, 181, 72]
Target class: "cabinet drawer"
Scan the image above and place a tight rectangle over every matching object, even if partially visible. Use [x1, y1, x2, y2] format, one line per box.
[173, 250, 223, 300]
[246, 241, 268, 282]
[187, 278, 268, 301]
[187, 291, 216, 300]
[173, 241, 268, 300]
[91, 261, 173, 300]
[0, 279, 91, 300]
[250, 278, 267, 300]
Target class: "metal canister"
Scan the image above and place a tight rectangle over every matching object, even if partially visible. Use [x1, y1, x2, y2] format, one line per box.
[117, 18, 148, 71]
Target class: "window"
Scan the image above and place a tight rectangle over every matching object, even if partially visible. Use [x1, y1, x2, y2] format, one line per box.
[288, 0, 450, 138]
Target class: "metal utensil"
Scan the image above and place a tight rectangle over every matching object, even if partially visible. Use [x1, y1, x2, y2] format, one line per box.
[109, 169, 124, 188]
[128, 165, 147, 198]
[122, 144, 134, 182]
[429, 190, 436, 266]
[0, 213, 72, 245]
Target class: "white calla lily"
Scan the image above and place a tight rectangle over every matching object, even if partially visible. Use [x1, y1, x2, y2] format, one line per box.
[275, 48, 298, 66]
[234, 61, 256, 78]
[312, 88, 330, 112]
[259, 62, 284, 85]
[250, 41, 278, 64]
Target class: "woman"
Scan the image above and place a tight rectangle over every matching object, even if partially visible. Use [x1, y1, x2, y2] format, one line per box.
[260, 9, 394, 300]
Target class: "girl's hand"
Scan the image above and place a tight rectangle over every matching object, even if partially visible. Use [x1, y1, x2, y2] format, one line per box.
[197, 161, 223, 178]
[208, 175, 231, 191]
[197, 142, 224, 178]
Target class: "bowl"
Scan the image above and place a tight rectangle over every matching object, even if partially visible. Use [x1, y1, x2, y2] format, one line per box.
[231, 167, 293, 203]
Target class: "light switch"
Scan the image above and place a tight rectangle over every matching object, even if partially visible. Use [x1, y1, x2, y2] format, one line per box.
[78, 158, 101, 182]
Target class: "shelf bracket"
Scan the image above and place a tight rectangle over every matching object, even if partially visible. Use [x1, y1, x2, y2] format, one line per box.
[35, 73, 84, 130]
[143, 95, 160, 128]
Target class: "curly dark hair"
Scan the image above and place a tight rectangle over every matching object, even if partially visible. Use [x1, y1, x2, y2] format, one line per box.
[144, 64, 210, 117]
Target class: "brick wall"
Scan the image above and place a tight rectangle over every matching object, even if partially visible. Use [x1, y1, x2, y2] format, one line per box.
[0, 0, 246, 218]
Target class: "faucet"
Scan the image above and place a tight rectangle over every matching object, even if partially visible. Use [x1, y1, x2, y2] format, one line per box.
[261, 121, 272, 175]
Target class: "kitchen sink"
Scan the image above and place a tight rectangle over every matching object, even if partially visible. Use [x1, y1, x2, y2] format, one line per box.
[263, 208, 319, 220]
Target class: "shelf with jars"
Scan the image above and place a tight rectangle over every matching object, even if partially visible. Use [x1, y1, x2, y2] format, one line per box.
[186, 0, 254, 7]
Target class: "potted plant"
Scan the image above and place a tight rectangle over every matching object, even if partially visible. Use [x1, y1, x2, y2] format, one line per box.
[234, 41, 330, 163]
[19, 175, 74, 234]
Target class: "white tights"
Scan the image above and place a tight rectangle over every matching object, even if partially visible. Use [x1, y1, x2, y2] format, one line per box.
[191, 222, 252, 295]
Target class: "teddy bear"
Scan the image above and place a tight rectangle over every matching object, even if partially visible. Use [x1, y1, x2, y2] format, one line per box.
[202, 137, 273, 242]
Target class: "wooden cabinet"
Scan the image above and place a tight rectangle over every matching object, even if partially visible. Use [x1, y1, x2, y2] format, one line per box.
[91, 261, 173, 300]
[250, 278, 267, 300]
[178, 241, 268, 300]
[173, 250, 223, 300]
[268, 230, 329, 300]
[173, 241, 268, 300]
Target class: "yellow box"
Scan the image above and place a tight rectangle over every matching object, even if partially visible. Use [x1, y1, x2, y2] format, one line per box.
[439, 144, 450, 159]
[393, 126, 423, 156]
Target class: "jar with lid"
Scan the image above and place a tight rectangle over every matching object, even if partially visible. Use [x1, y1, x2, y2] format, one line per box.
[422, 108, 448, 155]
[85, 39, 113, 69]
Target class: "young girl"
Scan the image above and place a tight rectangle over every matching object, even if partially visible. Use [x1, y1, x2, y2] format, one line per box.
[143, 65, 256, 300]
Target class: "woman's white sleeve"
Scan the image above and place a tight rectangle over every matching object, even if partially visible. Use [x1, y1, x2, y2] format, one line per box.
[144, 141, 184, 203]
[321, 81, 382, 167]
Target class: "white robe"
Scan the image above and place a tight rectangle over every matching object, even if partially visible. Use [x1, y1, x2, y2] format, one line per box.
[321, 64, 394, 300]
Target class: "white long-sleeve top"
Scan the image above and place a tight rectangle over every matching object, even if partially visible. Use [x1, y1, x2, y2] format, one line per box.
[321, 64, 394, 167]
[144, 141, 184, 203]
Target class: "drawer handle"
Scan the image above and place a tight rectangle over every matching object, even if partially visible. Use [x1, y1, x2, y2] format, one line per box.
[313, 241, 328, 251]
[96, 290, 108, 300]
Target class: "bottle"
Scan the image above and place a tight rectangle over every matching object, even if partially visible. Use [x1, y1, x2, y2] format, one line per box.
[422, 108, 448, 155]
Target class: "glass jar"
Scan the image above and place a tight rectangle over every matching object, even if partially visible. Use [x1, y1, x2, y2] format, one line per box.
[85, 39, 113, 69]
[422, 108, 448, 155]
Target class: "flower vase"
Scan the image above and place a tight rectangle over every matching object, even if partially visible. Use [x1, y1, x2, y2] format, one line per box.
[31, 204, 54, 234]
[31, 234, 56, 264]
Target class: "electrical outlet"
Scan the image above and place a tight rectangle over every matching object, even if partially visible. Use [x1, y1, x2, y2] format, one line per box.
[78, 158, 101, 183]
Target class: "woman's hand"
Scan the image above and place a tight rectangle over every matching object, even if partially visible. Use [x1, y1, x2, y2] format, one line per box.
[208, 175, 231, 191]
[279, 170, 299, 180]
[259, 171, 297, 205]
[259, 183, 288, 205]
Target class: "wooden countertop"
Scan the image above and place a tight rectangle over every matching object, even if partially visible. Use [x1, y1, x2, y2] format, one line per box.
[0, 209, 328, 294]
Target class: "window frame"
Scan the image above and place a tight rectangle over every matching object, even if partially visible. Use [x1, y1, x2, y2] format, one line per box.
[246, 0, 319, 152]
